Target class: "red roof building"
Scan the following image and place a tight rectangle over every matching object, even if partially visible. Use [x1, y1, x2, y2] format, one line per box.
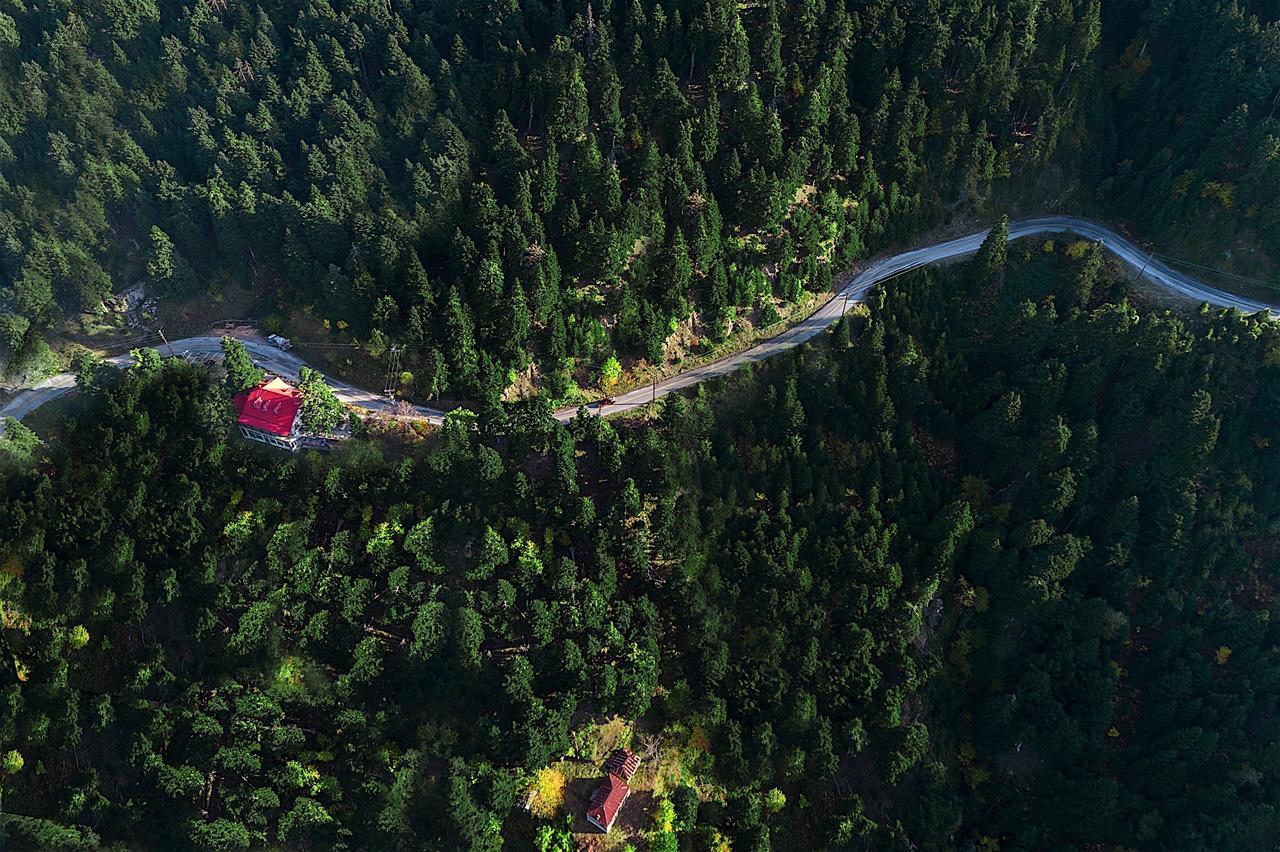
[234, 377, 304, 451]
[586, 773, 630, 834]
[603, 748, 640, 782]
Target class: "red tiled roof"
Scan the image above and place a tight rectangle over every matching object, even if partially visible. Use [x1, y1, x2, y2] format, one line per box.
[234, 377, 303, 437]
[603, 748, 640, 782]
[586, 774, 630, 832]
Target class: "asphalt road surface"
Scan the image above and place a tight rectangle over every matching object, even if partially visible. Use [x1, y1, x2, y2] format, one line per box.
[0, 337, 447, 425]
[560, 216, 1280, 422]
[3, 217, 1275, 429]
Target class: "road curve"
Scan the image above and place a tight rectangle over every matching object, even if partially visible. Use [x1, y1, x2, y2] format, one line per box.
[561, 215, 1279, 422]
[2, 217, 1274, 430]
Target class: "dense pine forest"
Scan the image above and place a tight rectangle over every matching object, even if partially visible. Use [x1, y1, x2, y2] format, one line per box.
[1088, 0, 1280, 267]
[3, 1, 1280, 849]
[2, 0, 1277, 395]
[3, 233, 1280, 849]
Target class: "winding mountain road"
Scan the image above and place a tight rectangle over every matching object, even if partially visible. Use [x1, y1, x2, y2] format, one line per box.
[569, 216, 1279, 421]
[2, 216, 1274, 429]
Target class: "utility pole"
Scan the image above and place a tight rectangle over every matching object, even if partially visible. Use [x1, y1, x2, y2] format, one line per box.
[1137, 250, 1155, 282]
[383, 344, 401, 409]
[156, 325, 175, 357]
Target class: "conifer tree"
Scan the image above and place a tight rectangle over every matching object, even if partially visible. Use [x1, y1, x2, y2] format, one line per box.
[221, 336, 263, 393]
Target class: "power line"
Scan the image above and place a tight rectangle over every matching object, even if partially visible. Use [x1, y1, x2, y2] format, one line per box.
[105, 335, 164, 349]
[1153, 254, 1280, 290]
[286, 341, 365, 348]
[105, 331, 163, 343]
[285, 340, 441, 351]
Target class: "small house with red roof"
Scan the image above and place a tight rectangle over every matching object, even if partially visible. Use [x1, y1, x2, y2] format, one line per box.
[234, 377, 304, 451]
[586, 748, 640, 833]
[603, 748, 640, 782]
[586, 773, 630, 834]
